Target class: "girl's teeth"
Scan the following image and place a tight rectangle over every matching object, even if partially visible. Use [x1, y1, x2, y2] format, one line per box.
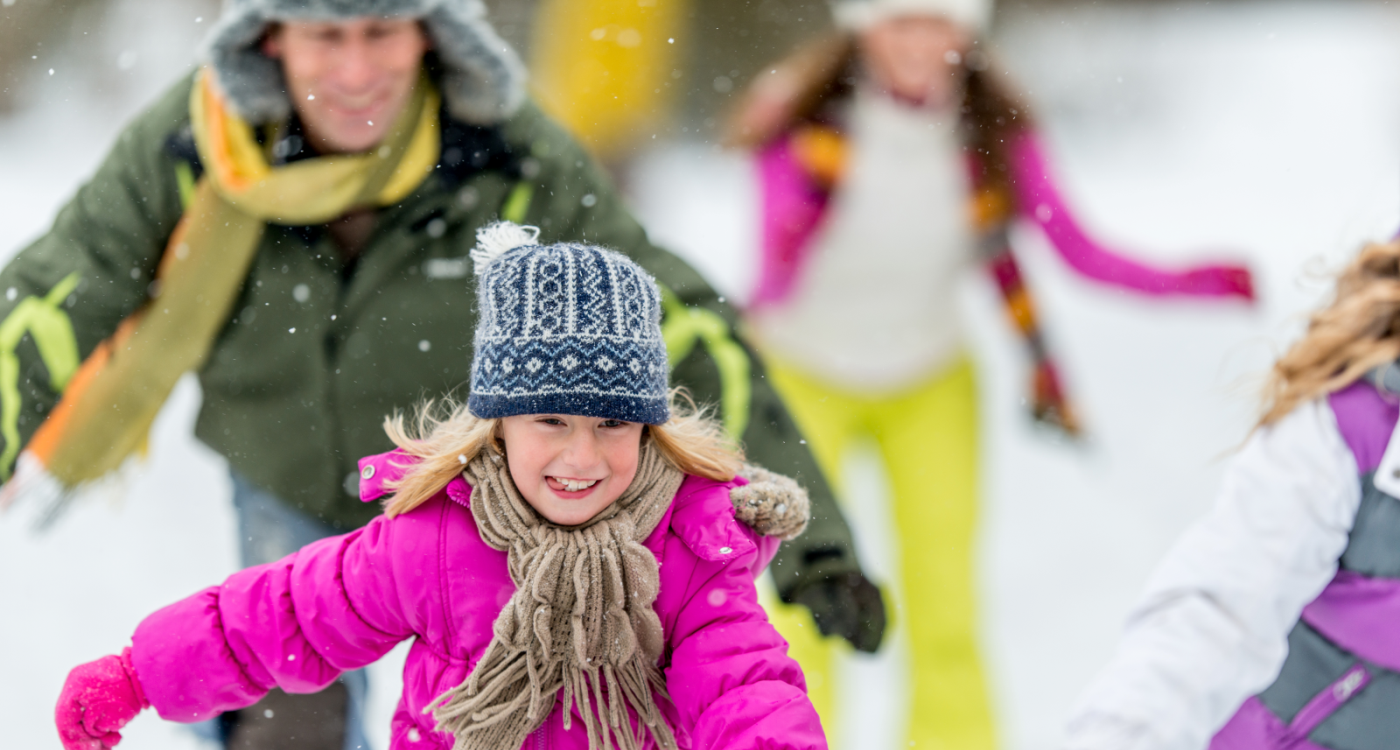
[557, 478, 598, 492]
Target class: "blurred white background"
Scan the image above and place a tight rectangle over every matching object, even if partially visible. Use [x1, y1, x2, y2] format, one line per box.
[4, 1, 1400, 748]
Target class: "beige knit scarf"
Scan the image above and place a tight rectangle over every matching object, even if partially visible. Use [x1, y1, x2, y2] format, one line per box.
[430, 439, 684, 750]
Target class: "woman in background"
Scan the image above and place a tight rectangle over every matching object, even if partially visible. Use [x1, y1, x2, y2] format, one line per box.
[728, 0, 1255, 746]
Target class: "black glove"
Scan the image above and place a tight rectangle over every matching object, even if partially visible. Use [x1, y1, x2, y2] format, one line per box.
[787, 571, 887, 653]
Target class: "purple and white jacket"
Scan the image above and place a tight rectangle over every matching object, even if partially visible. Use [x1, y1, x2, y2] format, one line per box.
[1063, 381, 1400, 750]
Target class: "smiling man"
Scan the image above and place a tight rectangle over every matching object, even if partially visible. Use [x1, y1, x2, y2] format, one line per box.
[0, 1, 882, 748]
[262, 19, 431, 154]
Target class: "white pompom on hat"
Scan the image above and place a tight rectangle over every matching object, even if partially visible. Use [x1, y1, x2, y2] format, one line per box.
[831, 0, 994, 32]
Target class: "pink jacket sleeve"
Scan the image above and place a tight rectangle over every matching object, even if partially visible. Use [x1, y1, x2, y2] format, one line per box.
[751, 137, 831, 309]
[662, 541, 826, 749]
[1008, 131, 1254, 300]
[130, 516, 414, 723]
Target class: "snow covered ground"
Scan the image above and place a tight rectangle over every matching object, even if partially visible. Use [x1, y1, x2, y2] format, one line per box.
[4, 1, 1400, 749]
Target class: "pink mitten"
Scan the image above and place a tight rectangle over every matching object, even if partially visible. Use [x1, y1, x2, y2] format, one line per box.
[55, 647, 150, 750]
[1180, 264, 1256, 301]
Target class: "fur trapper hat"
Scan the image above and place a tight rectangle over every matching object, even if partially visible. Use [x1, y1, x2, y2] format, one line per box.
[832, 0, 994, 32]
[203, 0, 526, 125]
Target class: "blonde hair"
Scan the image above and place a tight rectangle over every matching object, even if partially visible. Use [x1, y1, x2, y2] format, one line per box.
[381, 391, 744, 517]
[1260, 240, 1400, 426]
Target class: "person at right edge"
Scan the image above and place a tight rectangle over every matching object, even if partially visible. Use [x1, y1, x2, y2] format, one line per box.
[1062, 241, 1400, 749]
[727, 0, 1256, 747]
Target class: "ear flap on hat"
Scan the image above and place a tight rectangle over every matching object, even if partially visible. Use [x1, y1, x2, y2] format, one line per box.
[203, 10, 293, 122]
[421, 3, 528, 124]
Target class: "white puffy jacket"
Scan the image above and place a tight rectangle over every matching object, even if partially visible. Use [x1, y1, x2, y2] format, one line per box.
[1061, 397, 1400, 749]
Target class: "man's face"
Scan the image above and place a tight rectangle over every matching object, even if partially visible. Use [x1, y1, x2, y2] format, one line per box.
[262, 18, 430, 154]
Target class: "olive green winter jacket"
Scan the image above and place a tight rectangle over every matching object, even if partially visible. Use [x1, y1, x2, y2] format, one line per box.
[0, 73, 860, 598]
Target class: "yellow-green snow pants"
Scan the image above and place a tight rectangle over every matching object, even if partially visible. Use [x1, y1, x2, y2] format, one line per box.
[765, 357, 994, 750]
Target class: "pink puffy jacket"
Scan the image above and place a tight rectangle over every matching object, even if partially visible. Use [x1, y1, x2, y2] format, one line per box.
[129, 450, 824, 749]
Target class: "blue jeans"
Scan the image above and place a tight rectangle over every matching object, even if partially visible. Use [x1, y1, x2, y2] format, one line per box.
[190, 471, 372, 750]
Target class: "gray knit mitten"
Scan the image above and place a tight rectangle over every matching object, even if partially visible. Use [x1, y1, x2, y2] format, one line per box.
[729, 463, 811, 540]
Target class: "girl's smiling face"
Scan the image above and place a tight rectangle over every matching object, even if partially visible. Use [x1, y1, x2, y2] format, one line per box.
[500, 414, 644, 526]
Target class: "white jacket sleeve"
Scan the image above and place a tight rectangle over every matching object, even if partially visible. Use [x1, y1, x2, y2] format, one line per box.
[1062, 400, 1361, 750]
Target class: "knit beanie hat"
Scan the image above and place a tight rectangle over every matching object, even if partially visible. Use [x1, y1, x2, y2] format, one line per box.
[202, 0, 526, 125]
[468, 222, 671, 425]
[831, 0, 994, 32]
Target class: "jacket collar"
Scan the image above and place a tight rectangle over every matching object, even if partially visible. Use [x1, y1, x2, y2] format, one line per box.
[356, 449, 756, 563]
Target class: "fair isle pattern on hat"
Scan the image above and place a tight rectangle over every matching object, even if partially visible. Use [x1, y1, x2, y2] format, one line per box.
[469, 224, 670, 425]
[203, 0, 526, 125]
[831, 0, 994, 32]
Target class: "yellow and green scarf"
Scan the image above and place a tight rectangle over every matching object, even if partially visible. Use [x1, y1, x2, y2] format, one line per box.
[6, 69, 441, 519]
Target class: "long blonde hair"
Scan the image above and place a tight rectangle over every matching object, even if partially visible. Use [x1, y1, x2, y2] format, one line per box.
[381, 391, 744, 517]
[1261, 240, 1400, 426]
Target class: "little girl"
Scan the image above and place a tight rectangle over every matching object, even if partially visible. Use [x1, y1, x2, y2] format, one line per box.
[53, 223, 825, 750]
[1062, 241, 1400, 749]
